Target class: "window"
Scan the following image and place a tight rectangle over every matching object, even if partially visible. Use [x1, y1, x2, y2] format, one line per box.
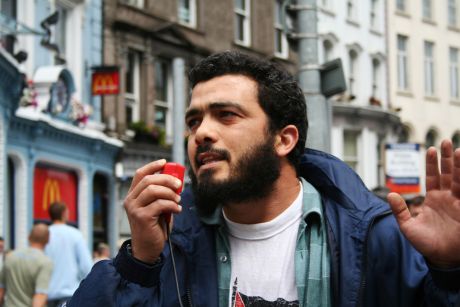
[453, 132, 460, 148]
[448, 0, 458, 27]
[274, 0, 288, 58]
[397, 35, 409, 91]
[398, 125, 410, 143]
[154, 58, 172, 132]
[372, 58, 381, 99]
[370, 0, 378, 29]
[125, 50, 141, 126]
[424, 41, 435, 96]
[425, 129, 437, 148]
[178, 0, 196, 27]
[450, 47, 459, 99]
[344, 130, 360, 171]
[348, 50, 358, 96]
[422, 0, 432, 20]
[323, 40, 334, 63]
[347, 0, 356, 20]
[396, 0, 406, 12]
[234, 0, 251, 46]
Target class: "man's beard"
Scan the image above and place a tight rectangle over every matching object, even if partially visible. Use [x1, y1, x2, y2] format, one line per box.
[189, 136, 281, 217]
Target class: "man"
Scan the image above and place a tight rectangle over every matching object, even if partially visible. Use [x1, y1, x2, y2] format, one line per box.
[0, 224, 53, 307]
[69, 51, 460, 306]
[45, 202, 92, 307]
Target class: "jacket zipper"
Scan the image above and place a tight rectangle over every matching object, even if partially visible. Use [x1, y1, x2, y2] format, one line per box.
[170, 240, 194, 307]
[356, 210, 392, 307]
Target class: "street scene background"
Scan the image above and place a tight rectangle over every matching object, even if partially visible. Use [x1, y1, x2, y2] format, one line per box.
[0, 0, 459, 269]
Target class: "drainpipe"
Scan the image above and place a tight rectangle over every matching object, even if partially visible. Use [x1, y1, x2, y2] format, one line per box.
[290, 0, 330, 152]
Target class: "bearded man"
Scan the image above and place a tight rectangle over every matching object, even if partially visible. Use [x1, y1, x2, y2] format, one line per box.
[69, 51, 460, 307]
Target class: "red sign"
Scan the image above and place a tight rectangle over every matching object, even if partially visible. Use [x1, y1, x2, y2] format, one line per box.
[33, 166, 78, 223]
[91, 68, 119, 95]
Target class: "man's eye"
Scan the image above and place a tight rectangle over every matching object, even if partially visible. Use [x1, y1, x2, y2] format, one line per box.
[186, 119, 200, 131]
[220, 111, 236, 118]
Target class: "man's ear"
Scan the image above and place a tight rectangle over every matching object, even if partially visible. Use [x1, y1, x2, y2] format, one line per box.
[274, 125, 299, 157]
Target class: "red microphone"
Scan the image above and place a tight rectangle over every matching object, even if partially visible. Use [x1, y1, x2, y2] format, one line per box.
[160, 162, 185, 224]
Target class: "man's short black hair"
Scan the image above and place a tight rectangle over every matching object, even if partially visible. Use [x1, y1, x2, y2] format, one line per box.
[189, 50, 308, 172]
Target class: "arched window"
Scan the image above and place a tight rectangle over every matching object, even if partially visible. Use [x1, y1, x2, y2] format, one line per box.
[425, 129, 437, 148]
[398, 125, 410, 143]
[323, 40, 334, 62]
[452, 132, 460, 148]
[348, 49, 358, 96]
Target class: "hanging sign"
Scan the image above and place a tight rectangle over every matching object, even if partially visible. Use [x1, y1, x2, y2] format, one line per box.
[91, 66, 120, 95]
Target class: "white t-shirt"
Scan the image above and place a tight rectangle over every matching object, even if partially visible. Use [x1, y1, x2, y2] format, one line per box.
[224, 182, 303, 306]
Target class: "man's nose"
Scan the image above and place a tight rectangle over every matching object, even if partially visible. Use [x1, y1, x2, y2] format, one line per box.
[194, 116, 218, 145]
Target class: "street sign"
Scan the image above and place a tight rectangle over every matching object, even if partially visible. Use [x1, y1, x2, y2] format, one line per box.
[320, 58, 346, 98]
[385, 143, 421, 194]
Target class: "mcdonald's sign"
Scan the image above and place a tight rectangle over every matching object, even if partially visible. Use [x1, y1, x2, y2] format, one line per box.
[33, 166, 78, 223]
[91, 66, 120, 96]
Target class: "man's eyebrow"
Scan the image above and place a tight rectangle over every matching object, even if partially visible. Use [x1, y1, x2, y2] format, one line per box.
[185, 102, 245, 119]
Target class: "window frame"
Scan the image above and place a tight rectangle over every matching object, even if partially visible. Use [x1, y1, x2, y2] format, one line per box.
[397, 35, 409, 91]
[177, 0, 197, 28]
[450, 47, 460, 99]
[234, 0, 251, 46]
[343, 130, 360, 172]
[448, 0, 458, 27]
[125, 49, 141, 125]
[274, 0, 288, 58]
[154, 57, 173, 142]
[422, 0, 433, 20]
[396, 0, 406, 12]
[424, 41, 435, 97]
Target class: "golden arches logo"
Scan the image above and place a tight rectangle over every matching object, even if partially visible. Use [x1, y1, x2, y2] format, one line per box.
[42, 179, 61, 210]
[92, 75, 118, 93]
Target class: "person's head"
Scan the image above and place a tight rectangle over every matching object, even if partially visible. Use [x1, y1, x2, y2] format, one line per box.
[186, 51, 307, 215]
[189, 51, 307, 169]
[48, 202, 68, 223]
[28, 223, 49, 248]
[96, 242, 110, 258]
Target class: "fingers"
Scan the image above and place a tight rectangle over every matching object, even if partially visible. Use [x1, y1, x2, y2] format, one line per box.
[453, 149, 460, 198]
[387, 192, 412, 225]
[128, 159, 167, 193]
[425, 146, 440, 191]
[440, 140, 454, 190]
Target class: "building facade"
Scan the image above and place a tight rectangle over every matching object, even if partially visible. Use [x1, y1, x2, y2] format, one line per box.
[387, 0, 460, 191]
[317, 0, 401, 189]
[0, 0, 122, 253]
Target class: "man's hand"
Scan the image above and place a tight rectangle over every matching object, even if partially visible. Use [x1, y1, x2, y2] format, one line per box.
[124, 159, 183, 264]
[388, 139, 460, 268]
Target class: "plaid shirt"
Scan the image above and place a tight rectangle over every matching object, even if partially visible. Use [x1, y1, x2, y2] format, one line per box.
[214, 179, 331, 307]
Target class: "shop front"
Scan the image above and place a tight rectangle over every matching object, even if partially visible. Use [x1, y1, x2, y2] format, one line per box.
[1, 52, 123, 253]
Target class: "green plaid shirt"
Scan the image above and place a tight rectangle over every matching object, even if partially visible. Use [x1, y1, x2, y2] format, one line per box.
[212, 178, 331, 307]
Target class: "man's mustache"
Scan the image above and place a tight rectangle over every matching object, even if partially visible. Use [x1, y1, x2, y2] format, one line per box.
[195, 144, 231, 166]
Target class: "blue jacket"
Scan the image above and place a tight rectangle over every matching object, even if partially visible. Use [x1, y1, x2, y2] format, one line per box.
[69, 149, 460, 306]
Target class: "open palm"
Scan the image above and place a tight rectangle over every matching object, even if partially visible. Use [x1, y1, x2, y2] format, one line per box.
[388, 139, 460, 267]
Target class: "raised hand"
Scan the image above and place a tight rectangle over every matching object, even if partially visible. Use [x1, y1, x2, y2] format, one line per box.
[387, 139, 460, 268]
[124, 159, 183, 264]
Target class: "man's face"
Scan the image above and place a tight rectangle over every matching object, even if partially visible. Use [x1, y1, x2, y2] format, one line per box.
[186, 75, 281, 215]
